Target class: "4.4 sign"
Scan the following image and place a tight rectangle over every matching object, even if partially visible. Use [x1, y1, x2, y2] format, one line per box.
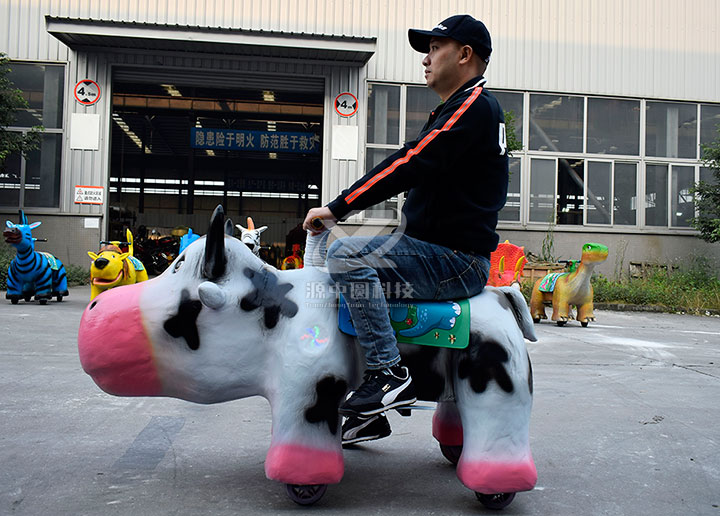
[74, 80, 101, 105]
[334, 92, 358, 117]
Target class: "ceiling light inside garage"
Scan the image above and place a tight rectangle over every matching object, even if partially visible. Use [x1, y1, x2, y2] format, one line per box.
[262, 90, 275, 102]
[160, 84, 182, 97]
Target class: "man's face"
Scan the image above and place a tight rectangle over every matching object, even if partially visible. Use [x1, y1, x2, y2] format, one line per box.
[422, 37, 464, 95]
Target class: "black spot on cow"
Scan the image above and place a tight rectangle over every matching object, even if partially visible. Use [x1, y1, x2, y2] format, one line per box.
[457, 334, 514, 394]
[398, 346, 445, 401]
[305, 376, 348, 434]
[240, 267, 298, 329]
[164, 289, 202, 350]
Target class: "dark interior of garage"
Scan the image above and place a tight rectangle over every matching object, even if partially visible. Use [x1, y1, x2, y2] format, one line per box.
[109, 72, 323, 269]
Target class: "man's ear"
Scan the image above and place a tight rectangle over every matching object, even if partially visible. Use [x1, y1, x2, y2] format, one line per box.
[459, 45, 474, 64]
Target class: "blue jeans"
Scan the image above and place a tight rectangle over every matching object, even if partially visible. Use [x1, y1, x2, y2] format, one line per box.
[326, 233, 490, 370]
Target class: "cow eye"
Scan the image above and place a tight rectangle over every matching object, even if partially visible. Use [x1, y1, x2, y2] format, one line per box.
[173, 255, 186, 273]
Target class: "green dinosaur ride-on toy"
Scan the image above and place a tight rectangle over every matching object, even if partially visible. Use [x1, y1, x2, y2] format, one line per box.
[529, 243, 609, 327]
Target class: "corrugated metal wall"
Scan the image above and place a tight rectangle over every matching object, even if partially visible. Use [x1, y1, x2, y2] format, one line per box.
[4, 0, 719, 99]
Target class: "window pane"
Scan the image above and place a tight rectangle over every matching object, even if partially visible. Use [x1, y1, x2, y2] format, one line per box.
[23, 133, 62, 208]
[586, 161, 612, 224]
[645, 102, 697, 158]
[8, 62, 64, 129]
[557, 158, 584, 225]
[700, 104, 720, 147]
[699, 167, 716, 185]
[587, 98, 640, 155]
[367, 84, 400, 145]
[499, 157, 521, 221]
[406, 86, 439, 140]
[0, 150, 22, 206]
[529, 94, 583, 152]
[645, 164, 668, 226]
[529, 158, 555, 222]
[364, 147, 399, 219]
[614, 162, 637, 225]
[493, 91, 523, 145]
[671, 165, 694, 227]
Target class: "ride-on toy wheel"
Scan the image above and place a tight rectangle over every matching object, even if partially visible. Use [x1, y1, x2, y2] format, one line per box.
[56, 294, 63, 302]
[475, 491, 516, 510]
[439, 444, 462, 465]
[285, 484, 327, 505]
[556, 320, 566, 327]
[581, 321, 588, 327]
[10, 298, 19, 305]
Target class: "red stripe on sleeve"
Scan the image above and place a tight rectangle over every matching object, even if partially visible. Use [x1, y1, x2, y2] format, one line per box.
[344, 87, 483, 205]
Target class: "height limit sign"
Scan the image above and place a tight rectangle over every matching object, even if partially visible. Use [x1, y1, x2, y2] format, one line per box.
[334, 92, 358, 117]
[74, 79, 101, 106]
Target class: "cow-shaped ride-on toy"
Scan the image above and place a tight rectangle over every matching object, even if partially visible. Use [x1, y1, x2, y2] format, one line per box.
[88, 229, 149, 300]
[4, 210, 68, 304]
[530, 242, 609, 326]
[77, 206, 537, 509]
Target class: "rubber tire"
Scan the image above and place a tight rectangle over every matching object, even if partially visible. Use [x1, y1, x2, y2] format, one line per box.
[24, 294, 32, 302]
[581, 321, 589, 327]
[285, 484, 327, 506]
[532, 318, 540, 323]
[475, 492, 516, 510]
[439, 444, 463, 465]
[11, 298, 18, 305]
[39, 298, 48, 305]
[556, 320, 567, 327]
[56, 295, 63, 302]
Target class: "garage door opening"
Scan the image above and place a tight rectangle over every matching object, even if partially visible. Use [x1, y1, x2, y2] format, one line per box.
[109, 69, 323, 269]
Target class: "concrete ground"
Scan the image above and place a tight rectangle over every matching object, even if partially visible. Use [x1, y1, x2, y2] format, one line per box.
[0, 285, 718, 515]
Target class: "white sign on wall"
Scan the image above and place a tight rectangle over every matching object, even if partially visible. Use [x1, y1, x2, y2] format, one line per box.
[70, 113, 101, 150]
[74, 185, 104, 205]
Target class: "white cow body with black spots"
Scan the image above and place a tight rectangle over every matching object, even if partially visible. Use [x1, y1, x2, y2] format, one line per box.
[77, 206, 537, 505]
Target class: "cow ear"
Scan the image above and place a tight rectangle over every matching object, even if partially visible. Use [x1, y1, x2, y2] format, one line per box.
[257, 226, 268, 234]
[30, 221, 41, 229]
[5, 221, 13, 228]
[88, 251, 98, 260]
[224, 219, 234, 236]
[495, 286, 537, 342]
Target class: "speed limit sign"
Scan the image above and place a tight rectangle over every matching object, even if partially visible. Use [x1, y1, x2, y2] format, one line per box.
[334, 92, 358, 117]
[74, 79, 101, 105]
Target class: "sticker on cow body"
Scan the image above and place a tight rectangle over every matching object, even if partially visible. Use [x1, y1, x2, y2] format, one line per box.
[299, 325, 330, 354]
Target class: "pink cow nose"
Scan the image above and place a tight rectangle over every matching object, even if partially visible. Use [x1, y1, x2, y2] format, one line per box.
[78, 282, 162, 396]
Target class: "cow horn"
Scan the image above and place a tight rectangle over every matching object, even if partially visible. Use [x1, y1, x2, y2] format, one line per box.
[203, 205, 227, 279]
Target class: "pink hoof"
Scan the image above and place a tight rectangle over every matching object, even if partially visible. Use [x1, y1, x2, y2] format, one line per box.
[432, 411, 463, 446]
[457, 455, 537, 494]
[265, 444, 344, 484]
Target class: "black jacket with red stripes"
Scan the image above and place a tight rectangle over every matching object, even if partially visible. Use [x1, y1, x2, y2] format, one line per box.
[327, 76, 508, 258]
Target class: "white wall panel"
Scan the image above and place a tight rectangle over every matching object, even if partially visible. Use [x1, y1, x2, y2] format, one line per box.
[3, 0, 718, 103]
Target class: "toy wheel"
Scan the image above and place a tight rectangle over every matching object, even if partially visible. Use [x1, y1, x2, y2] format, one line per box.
[581, 321, 588, 327]
[475, 492, 515, 510]
[56, 295, 63, 302]
[24, 294, 32, 302]
[556, 320, 566, 327]
[439, 444, 463, 465]
[285, 484, 327, 506]
[11, 298, 19, 305]
[532, 317, 540, 323]
[39, 298, 48, 305]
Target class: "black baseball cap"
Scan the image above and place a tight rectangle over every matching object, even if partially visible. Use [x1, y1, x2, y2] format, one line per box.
[408, 14, 492, 62]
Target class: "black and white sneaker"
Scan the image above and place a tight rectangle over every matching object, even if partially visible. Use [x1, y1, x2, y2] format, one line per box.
[341, 413, 392, 446]
[339, 366, 416, 417]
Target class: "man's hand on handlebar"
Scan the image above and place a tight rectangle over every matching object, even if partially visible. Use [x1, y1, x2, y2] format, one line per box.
[303, 206, 337, 234]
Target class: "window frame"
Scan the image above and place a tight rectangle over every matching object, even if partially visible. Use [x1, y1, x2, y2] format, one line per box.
[1, 60, 67, 212]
